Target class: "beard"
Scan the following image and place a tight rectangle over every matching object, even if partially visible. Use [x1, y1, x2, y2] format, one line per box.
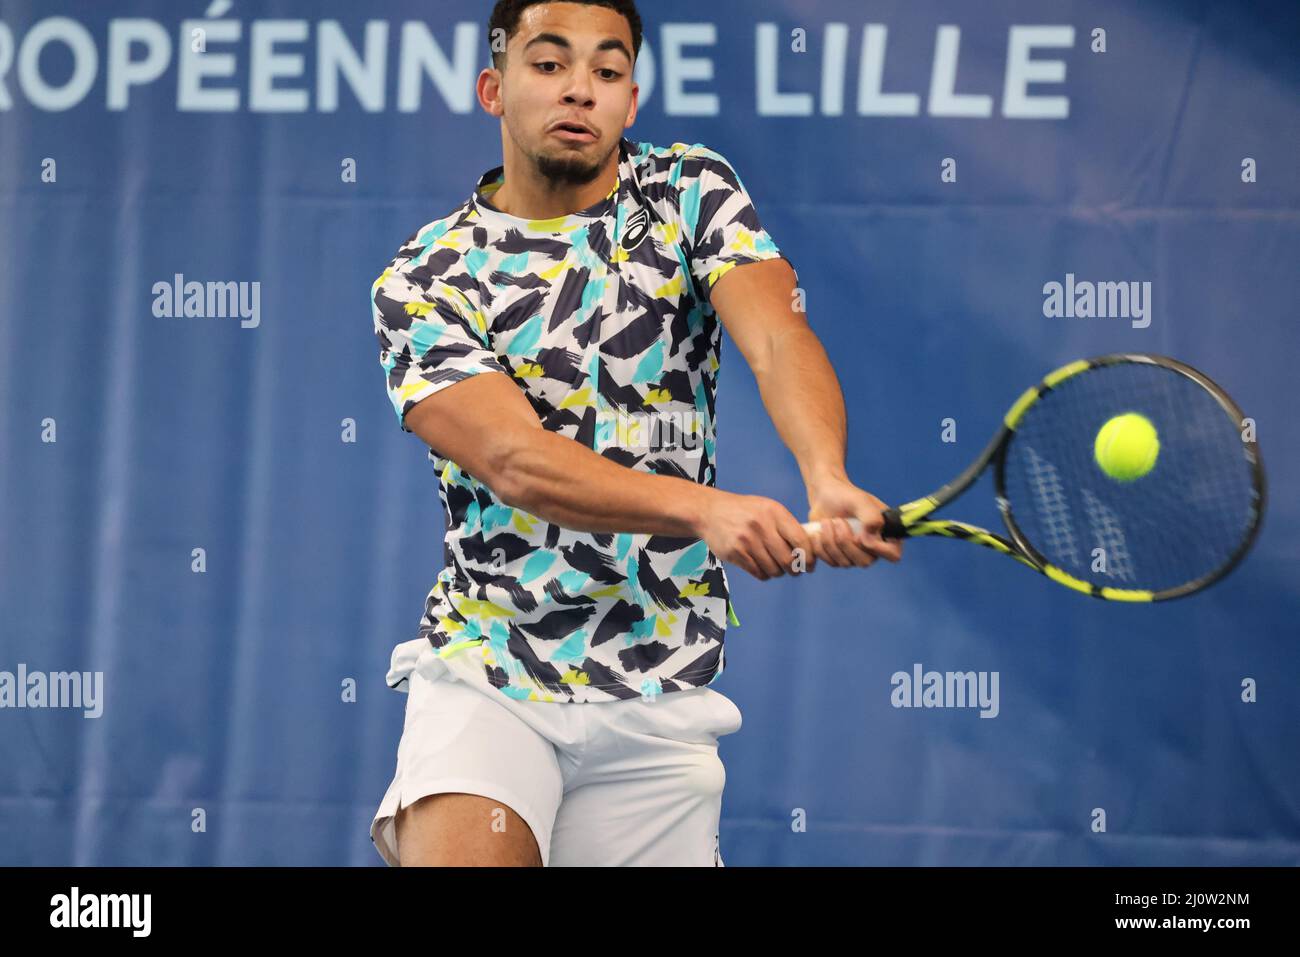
[533, 139, 619, 187]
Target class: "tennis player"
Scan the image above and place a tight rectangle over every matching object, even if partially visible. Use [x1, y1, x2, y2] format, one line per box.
[370, 0, 902, 867]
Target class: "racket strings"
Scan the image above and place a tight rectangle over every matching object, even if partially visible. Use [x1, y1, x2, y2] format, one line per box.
[1000, 362, 1257, 594]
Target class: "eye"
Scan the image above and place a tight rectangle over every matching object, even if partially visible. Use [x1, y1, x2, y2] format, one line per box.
[598, 69, 621, 81]
[535, 61, 560, 74]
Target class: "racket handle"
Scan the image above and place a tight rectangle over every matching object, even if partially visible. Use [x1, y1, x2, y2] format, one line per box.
[801, 510, 906, 539]
[801, 517, 864, 535]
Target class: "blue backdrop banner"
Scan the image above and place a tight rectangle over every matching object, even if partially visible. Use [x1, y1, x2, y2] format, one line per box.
[0, 0, 1296, 865]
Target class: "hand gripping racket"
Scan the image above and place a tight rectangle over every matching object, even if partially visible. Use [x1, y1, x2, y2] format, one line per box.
[802, 354, 1265, 601]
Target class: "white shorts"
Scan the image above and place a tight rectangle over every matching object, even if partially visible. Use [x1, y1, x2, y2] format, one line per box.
[370, 638, 744, 867]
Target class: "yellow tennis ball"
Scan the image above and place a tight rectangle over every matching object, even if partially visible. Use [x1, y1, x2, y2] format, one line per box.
[1094, 413, 1160, 481]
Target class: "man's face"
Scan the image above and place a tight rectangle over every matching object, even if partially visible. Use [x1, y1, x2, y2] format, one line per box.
[496, 3, 638, 186]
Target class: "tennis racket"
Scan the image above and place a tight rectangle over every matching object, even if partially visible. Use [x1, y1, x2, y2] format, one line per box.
[801, 354, 1265, 601]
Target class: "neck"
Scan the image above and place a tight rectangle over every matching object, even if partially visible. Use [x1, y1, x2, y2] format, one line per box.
[490, 137, 621, 220]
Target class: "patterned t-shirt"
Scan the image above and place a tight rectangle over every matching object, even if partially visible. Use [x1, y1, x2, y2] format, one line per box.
[372, 137, 789, 703]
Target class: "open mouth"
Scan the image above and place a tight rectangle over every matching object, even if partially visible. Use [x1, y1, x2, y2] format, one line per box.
[551, 123, 597, 143]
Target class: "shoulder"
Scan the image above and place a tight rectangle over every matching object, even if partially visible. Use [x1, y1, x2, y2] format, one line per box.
[629, 140, 741, 187]
[626, 140, 747, 229]
[371, 197, 480, 304]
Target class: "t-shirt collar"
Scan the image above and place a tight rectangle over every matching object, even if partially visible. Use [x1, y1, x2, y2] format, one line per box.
[472, 138, 632, 234]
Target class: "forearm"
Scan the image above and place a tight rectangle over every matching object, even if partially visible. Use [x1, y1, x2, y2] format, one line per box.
[754, 325, 850, 488]
[495, 429, 718, 537]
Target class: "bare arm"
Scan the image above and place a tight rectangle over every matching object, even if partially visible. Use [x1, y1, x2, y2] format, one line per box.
[710, 257, 903, 566]
[403, 371, 815, 579]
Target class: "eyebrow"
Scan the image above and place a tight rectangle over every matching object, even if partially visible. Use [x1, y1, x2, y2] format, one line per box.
[523, 32, 632, 63]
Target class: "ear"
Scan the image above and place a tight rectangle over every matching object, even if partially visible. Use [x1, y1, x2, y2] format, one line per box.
[624, 81, 639, 129]
[476, 67, 505, 118]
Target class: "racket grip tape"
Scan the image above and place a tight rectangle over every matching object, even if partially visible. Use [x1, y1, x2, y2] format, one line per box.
[799, 510, 906, 539]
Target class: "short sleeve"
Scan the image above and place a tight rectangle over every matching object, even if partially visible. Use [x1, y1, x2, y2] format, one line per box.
[372, 264, 507, 434]
[674, 144, 790, 303]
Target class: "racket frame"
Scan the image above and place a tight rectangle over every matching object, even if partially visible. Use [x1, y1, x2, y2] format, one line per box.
[880, 353, 1266, 601]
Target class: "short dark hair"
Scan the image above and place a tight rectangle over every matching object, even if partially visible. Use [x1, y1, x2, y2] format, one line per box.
[488, 0, 643, 71]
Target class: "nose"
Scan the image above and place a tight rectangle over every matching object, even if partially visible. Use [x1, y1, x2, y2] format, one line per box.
[561, 69, 596, 108]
